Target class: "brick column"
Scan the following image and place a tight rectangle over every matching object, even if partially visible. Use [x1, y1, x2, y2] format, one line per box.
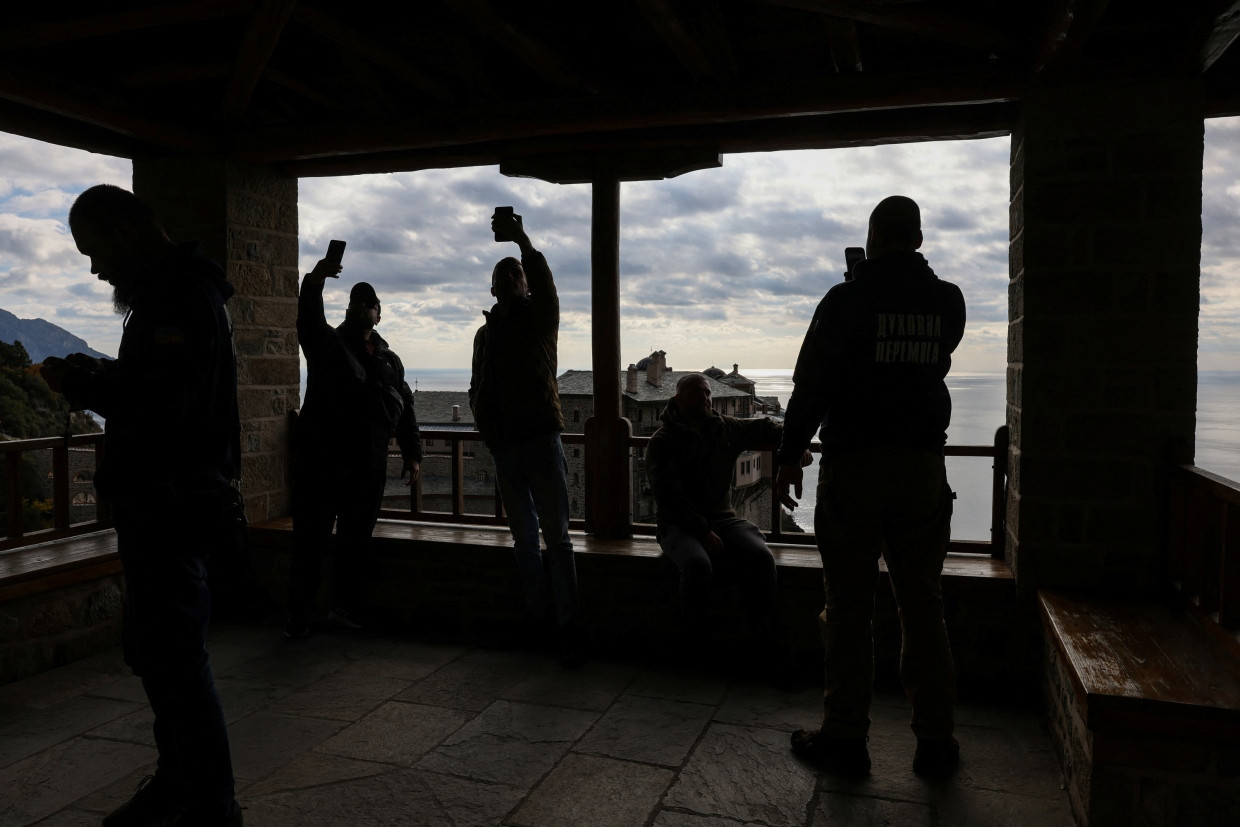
[132, 158, 299, 522]
[1008, 78, 1202, 592]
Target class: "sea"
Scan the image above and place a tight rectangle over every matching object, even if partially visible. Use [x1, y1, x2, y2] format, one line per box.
[408, 368, 1240, 542]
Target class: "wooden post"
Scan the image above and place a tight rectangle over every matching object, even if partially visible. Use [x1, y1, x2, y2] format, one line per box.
[586, 174, 631, 537]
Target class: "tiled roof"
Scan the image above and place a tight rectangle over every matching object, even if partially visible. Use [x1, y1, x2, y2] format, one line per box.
[557, 370, 749, 404]
[412, 390, 473, 424]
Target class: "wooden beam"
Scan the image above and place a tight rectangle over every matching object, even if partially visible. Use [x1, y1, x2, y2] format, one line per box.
[0, 62, 214, 152]
[117, 63, 231, 87]
[500, 148, 721, 185]
[824, 17, 863, 73]
[442, 0, 598, 93]
[0, 0, 252, 50]
[762, 0, 1016, 56]
[635, 0, 737, 81]
[586, 175, 629, 537]
[1199, 1, 1240, 72]
[265, 67, 351, 112]
[234, 65, 1022, 163]
[292, 5, 453, 100]
[1031, 0, 1112, 76]
[221, 0, 299, 122]
[282, 102, 1015, 179]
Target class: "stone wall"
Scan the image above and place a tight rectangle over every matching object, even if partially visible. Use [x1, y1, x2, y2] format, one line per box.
[1007, 76, 1202, 593]
[133, 158, 300, 522]
[0, 575, 123, 685]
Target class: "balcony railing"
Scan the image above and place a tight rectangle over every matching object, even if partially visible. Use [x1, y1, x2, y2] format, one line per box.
[0, 433, 110, 551]
[387, 424, 1010, 558]
[1167, 464, 1240, 633]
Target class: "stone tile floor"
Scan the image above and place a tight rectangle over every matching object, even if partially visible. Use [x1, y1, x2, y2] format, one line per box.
[0, 619, 1075, 826]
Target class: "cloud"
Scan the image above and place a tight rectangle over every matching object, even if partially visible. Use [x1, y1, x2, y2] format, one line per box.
[6, 120, 1238, 375]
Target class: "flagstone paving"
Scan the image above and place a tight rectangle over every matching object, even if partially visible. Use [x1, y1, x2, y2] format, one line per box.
[0, 619, 1074, 826]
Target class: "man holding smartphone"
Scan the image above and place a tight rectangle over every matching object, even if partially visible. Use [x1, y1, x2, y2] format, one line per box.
[775, 196, 966, 779]
[285, 245, 422, 637]
[469, 209, 583, 663]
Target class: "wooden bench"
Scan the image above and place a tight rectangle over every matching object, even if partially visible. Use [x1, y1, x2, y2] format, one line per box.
[247, 517, 1018, 682]
[0, 531, 124, 684]
[1039, 589, 1240, 826]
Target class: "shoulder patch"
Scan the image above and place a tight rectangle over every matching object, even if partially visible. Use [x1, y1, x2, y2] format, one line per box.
[153, 326, 186, 346]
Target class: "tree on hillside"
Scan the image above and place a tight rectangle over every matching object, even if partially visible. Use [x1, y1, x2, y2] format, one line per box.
[0, 339, 100, 439]
[0, 339, 102, 537]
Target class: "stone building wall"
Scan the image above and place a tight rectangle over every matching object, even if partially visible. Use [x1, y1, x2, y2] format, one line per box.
[133, 159, 300, 522]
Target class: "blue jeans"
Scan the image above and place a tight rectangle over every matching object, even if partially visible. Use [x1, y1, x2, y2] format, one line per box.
[492, 432, 578, 626]
[113, 497, 237, 818]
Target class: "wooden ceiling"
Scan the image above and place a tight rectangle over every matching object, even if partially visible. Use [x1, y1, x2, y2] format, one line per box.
[1, 0, 1237, 180]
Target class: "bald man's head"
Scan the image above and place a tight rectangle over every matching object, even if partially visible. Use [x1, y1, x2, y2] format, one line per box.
[866, 196, 923, 259]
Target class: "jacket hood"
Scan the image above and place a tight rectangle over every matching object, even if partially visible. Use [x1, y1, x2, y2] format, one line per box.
[658, 399, 722, 429]
[852, 250, 935, 284]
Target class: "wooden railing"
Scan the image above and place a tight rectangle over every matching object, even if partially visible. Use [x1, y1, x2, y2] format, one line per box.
[388, 424, 1010, 557]
[1167, 464, 1240, 639]
[0, 433, 110, 551]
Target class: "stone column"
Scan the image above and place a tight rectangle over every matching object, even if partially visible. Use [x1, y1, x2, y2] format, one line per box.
[1008, 77, 1202, 592]
[132, 157, 300, 522]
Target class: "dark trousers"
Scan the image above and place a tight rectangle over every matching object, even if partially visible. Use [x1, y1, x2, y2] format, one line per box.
[813, 448, 956, 740]
[658, 516, 777, 623]
[288, 462, 387, 620]
[113, 499, 237, 817]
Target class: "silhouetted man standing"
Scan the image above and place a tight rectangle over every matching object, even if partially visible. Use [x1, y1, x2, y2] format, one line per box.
[43, 184, 243, 826]
[775, 196, 966, 779]
[469, 209, 582, 662]
[286, 265, 422, 637]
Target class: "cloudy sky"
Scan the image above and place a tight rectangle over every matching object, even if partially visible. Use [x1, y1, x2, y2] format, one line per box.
[1, 118, 1237, 375]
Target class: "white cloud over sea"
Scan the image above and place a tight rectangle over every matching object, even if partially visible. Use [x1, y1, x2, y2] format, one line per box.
[0, 121, 1237, 377]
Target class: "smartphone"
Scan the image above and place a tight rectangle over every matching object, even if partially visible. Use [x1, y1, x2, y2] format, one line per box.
[493, 206, 518, 242]
[844, 246, 865, 281]
[325, 239, 346, 274]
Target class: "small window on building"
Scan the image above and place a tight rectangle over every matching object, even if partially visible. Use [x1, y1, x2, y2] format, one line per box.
[574, 408, 581, 423]
[73, 471, 94, 483]
[573, 447, 581, 458]
[573, 472, 580, 486]
[476, 469, 488, 483]
[71, 492, 97, 505]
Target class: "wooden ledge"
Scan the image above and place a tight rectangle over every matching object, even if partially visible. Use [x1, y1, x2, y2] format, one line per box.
[0, 530, 121, 601]
[248, 516, 1012, 583]
[1039, 589, 1240, 740]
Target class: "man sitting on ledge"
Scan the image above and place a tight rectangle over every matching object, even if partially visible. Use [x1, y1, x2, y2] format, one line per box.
[648, 372, 809, 653]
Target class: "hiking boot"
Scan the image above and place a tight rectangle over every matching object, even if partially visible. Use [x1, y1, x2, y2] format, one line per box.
[790, 730, 871, 776]
[913, 736, 960, 778]
[327, 606, 363, 630]
[102, 775, 177, 827]
[283, 617, 311, 639]
[160, 803, 244, 826]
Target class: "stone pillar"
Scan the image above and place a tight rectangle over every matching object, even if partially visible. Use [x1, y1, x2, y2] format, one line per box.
[1008, 77, 1202, 593]
[132, 157, 300, 522]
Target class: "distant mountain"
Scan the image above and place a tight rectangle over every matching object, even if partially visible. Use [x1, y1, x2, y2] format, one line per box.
[0, 308, 111, 363]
